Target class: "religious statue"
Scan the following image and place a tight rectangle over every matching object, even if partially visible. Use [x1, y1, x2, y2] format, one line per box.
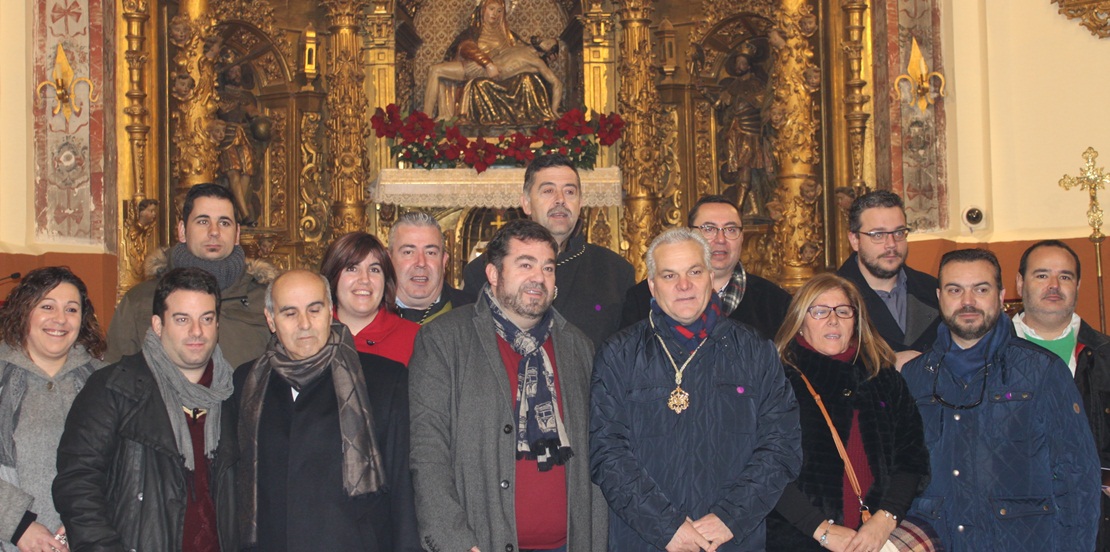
[715, 42, 774, 222]
[423, 0, 563, 125]
[125, 199, 158, 280]
[205, 39, 272, 226]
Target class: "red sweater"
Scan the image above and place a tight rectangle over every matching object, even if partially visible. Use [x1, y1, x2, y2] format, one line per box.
[496, 337, 568, 550]
[343, 308, 420, 366]
[183, 361, 219, 552]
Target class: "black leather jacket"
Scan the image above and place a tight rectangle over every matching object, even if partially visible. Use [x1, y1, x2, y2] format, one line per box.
[53, 353, 238, 552]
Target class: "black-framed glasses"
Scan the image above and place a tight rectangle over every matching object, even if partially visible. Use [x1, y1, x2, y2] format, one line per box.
[932, 360, 992, 410]
[692, 224, 743, 241]
[806, 304, 856, 320]
[855, 227, 911, 244]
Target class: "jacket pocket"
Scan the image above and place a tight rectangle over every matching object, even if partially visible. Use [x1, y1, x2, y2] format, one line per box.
[989, 495, 1055, 549]
[987, 389, 1037, 451]
[626, 385, 676, 438]
[715, 381, 756, 434]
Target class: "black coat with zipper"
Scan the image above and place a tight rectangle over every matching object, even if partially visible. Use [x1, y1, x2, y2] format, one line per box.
[53, 353, 238, 552]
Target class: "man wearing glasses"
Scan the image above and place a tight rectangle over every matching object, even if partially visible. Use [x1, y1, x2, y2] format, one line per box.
[901, 248, 1099, 552]
[838, 190, 940, 367]
[621, 195, 791, 340]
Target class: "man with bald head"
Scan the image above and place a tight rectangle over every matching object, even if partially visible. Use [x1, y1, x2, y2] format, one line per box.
[234, 269, 419, 552]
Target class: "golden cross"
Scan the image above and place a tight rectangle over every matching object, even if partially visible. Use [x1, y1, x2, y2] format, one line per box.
[1060, 147, 1110, 240]
[489, 214, 508, 229]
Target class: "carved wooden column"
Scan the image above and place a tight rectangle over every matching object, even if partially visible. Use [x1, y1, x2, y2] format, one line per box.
[171, 0, 218, 190]
[769, 0, 822, 289]
[117, 0, 155, 296]
[615, 0, 663, 279]
[323, 0, 371, 234]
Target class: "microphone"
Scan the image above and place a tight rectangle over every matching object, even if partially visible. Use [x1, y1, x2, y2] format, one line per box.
[0, 272, 20, 284]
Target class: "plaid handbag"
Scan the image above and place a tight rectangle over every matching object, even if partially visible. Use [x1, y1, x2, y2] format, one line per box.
[884, 514, 945, 552]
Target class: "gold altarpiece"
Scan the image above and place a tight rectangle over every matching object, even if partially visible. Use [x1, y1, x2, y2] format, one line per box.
[112, 0, 875, 295]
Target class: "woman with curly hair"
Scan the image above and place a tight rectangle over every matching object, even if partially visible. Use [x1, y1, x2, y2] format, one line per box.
[0, 267, 105, 552]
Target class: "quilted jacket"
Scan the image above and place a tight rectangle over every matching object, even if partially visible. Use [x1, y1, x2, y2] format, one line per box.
[902, 317, 1100, 552]
[590, 316, 801, 551]
[1074, 321, 1110, 552]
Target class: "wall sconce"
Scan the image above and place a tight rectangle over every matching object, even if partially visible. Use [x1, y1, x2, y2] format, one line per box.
[36, 44, 99, 122]
[893, 37, 945, 113]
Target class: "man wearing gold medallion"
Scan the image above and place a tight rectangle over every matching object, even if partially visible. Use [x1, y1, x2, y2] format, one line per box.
[590, 228, 802, 551]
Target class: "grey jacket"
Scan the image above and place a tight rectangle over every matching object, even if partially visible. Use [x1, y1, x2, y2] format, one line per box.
[0, 344, 101, 551]
[408, 298, 607, 552]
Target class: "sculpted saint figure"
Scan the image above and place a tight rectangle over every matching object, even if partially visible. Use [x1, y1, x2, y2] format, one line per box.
[423, 0, 563, 124]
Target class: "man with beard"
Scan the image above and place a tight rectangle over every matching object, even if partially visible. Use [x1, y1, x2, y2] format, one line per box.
[1013, 240, 1110, 551]
[592, 228, 801, 552]
[54, 268, 238, 551]
[463, 153, 635, 347]
[901, 248, 1099, 552]
[388, 211, 475, 325]
[838, 190, 939, 366]
[620, 195, 791, 340]
[234, 269, 418, 551]
[410, 219, 606, 552]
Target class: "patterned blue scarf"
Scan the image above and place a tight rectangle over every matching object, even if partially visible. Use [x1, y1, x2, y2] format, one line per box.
[484, 287, 573, 471]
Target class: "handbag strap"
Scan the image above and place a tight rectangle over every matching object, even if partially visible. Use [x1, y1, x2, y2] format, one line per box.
[795, 369, 869, 514]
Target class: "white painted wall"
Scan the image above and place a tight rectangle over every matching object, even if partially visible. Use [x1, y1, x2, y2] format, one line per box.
[936, 0, 1110, 243]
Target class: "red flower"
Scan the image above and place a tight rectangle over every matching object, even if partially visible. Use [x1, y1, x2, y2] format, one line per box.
[533, 126, 557, 146]
[597, 112, 624, 146]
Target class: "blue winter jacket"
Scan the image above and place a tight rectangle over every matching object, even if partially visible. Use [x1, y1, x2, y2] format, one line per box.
[901, 317, 1100, 552]
[590, 316, 802, 551]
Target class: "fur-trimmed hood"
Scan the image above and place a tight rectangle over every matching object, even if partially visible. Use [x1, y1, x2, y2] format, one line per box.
[142, 246, 279, 285]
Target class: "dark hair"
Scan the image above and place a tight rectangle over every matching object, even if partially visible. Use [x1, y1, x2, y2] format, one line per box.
[485, 219, 559, 270]
[1019, 239, 1081, 282]
[0, 267, 106, 358]
[182, 183, 236, 223]
[847, 190, 904, 232]
[152, 268, 222, 320]
[320, 232, 398, 314]
[686, 194, 741, 228]
[938, 248, 1002, 289]
[523, 153, 579, 195]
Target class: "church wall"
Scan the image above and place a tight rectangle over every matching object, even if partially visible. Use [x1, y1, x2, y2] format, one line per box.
[939, 0, 1110, 242]
[0, 0, 116, 326]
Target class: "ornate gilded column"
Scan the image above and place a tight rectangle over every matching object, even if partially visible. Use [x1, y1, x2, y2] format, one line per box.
[581, 0, 617, 166]
[117, 0, 155, 296]
[842, 0, 871, 193]
[323, 0, 371, 234]
[615, 0, 663, 279]
[365, 0, 397, 178]
[769, 0, 822, 289]
[170, 0, 218, 191]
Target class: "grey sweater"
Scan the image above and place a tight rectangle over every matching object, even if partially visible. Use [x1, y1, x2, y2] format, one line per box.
[0, 344, 101, 550]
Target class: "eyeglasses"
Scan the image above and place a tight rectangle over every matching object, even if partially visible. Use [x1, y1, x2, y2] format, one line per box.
[855, 227, 911, 244]
[692, 224, 743, 241]
[806, 304, 856, 320]
[932, 359, 993, 410]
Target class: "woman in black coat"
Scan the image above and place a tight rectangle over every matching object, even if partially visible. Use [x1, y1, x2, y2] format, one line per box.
[767, 273, 929, 552]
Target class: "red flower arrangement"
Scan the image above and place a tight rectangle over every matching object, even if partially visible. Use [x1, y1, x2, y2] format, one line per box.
[371, 105, 624, 173]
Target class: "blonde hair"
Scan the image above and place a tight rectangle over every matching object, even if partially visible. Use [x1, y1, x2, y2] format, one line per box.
[773, 273, 896, 378]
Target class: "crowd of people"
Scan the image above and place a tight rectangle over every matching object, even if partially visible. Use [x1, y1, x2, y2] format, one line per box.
[0, 154, 1105, 552]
